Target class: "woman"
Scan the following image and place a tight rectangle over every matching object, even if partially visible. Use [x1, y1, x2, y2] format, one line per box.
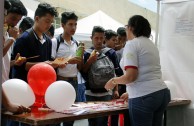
[105, 15, 171, 126]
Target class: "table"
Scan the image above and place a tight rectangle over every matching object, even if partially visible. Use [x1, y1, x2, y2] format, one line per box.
[2, 100, 191, 126]
[163, 99, 191, 126]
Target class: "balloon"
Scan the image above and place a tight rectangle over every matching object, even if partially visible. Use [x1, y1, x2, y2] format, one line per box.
[27, 63, 56, 107]
[45, 81, 76, 111]
[2, 79, 35, 107]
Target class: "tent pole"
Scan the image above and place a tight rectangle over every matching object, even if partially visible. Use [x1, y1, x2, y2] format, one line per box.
[155, 0, 161, 47]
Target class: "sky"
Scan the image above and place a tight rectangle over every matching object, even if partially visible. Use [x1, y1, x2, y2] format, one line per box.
[128, 0, 157, 13]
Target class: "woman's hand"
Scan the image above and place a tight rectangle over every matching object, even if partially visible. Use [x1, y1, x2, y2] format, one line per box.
[120, 92, 128, 102]
[105, 79, 117, 91]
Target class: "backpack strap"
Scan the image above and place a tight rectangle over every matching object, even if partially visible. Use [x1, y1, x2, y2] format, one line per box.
[101, 47, 111, 54]
[56, 34, 78, 53]
[56, 35, 61, 52]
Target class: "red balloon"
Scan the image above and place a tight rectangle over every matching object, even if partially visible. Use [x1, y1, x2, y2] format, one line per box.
[28, 63, 56, 107]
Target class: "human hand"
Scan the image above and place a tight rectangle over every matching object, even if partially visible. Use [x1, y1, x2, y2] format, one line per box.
[112, 90, 119, 99]
[7, 103, 31, 114]
[15, 53, 26, 66]
[68, 57, 82, 64]
[104, 78, 117, 91]
[88, 50, 98, 64]
[8, 26, 19, 39]
[45, 61, 59, 69]
[120, 92, 128, 102]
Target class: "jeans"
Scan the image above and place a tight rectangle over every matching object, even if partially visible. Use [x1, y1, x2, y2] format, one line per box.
[86, 95, 112, 126]
[128, 88, 171, 126]
[77, 83, 86, 102]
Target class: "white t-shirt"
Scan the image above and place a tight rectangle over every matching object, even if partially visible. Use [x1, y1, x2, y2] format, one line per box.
[2, 53, 10, 83]
[2, 32, 11, 83]
[52, 37, 78, 77]
[120, 36, 167, 98]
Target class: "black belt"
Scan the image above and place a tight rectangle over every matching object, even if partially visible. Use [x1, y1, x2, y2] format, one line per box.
[57, 75, 77, 81]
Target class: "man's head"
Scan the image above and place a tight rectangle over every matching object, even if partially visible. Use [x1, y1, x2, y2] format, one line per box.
[4, 0, 11, 16]
[116, 27, 127, 50]
[91, 26, 105, 50]
[45, 24, 55, 39]
[104, 29, 117, 49]
[61, 12, 78, 36]
[34, 3, 58, 33]
[5, 0, 27, 27]
[19, 17, 34, 34]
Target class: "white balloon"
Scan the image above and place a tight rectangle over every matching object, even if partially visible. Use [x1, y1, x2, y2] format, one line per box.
[2, 79, 35, 107]
[45, 81, 76, 112]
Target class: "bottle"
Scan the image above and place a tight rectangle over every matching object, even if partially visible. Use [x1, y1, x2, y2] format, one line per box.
[76, 42, 84, 60]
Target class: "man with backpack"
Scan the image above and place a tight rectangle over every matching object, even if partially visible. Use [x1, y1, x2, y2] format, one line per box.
[51, 12, 82, 126]
[82, 26, 121, 126]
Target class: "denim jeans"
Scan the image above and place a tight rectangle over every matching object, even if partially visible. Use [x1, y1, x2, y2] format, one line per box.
[128, 88, 171, 126]
[86, 95, 112, 126]
[77, 83, 86, 102]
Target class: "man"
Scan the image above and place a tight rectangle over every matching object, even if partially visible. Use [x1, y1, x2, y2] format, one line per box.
[2, 0, 30, 114]
[3, 0, 27, 83]
[115, 27, 127, 62]
[104, 29, 118, 49]
[19, 17, 34, 35]
[12, 3, 58, 82]
[45, 24, 55, 39]
[51, 12, 82, 126]
[82, 26, 121, 126]
[2, 1, 31, 126]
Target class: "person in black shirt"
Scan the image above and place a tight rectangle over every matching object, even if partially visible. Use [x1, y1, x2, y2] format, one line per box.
[12, 3, 58, 82]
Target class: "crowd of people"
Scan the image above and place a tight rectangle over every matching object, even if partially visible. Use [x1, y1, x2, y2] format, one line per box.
[2, 0, 171, 126]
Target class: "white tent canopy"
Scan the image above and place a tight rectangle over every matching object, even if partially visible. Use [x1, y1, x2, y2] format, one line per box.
[55, 10, 124, 41]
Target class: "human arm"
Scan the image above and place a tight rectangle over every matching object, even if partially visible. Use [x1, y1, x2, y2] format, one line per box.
[3, 27, 19, 56]
[104, 67, 138, 90]
[3, 38, 15, 57]
[82, 50, 98, 73]
[120, 92, 128, 102]
[10, 53, 26, 67]
[2, 89, 31, 114]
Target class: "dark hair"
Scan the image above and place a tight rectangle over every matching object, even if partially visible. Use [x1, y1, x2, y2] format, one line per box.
[117, 27, 126, 37]
[105, 29, 117, 40]
[92, 26, 105, 37]
[48, 25, 55, 37]
[4, 0, 11, 10]
[19, 17, 34, 32]
[35, 3, 58, 18]
[128, 15, 151, 38]
[61, 12, 78, 24]
[7, 0, 27, 16]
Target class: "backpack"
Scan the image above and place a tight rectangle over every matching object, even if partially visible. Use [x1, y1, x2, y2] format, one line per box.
[55, 34, 78, 52]
[86, 48, 115, 93]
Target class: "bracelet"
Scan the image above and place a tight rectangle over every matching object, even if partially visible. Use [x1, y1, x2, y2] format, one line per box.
[112, 78, 117, 85]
